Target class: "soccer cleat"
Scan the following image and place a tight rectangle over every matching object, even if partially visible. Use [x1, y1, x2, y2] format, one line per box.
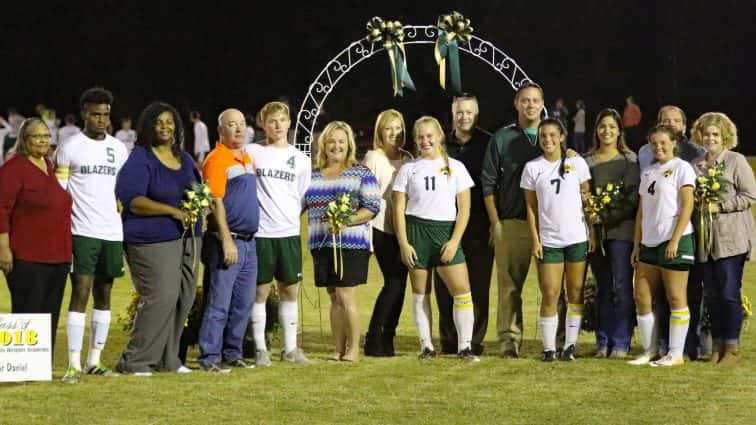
[61, 366, 82, 384]
[418, 347, 437, 360]
[457, 348, 481, 362]
[255, 350, 272, 367]
[201, 363, 232, 373]
[224, 358, 255, 369]
[86, 362, 117, 377]
[649, 355, 684, 367]
[560, 345, 576, 361]
[595, 348, 608, 359]
[628, 353, 655, 366]
[542, 350, 557, 362]
[281, 348, 314, 364]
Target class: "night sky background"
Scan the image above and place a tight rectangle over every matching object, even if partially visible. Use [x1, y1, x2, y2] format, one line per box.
[2, 0, 754, 153]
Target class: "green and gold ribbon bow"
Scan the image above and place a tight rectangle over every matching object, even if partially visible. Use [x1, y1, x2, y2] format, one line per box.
[435, 11, 473, 95]
[366, 17, 416, 97]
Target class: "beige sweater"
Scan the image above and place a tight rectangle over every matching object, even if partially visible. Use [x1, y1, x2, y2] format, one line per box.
[363, 149, 411, 234]
[692, 150, 756, 261]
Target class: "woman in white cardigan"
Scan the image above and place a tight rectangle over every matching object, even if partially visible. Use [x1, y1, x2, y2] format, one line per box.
[363, 109, 412, 356]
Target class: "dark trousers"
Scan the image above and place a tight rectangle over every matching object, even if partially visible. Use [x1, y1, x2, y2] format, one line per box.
[366, 229, 408, 338]
[434, 214, 494, 354]
[703, 253, 746, 344]
[118, 237, 199, 373]
[655, 262, 704, 357]
[589, 240, 635, 352]
[198, 234, 257, 367]
[5, 260, 69, 352]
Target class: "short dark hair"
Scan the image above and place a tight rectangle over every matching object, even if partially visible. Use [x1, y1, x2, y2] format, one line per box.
[64, 113, 76, 124]
[189, 110, 200, 120]
[79, 87, 113, 110]
[514, 81, 544, 101]
[136, 102, 185, 157]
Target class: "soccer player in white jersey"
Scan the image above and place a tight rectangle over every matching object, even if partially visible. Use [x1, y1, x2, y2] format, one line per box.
[55, 87, 129, 383]
[629, 125, 695, 367]
[245, 101, 312, 365]
[521, 118, 592, 362]
[393, 116, 478, 362]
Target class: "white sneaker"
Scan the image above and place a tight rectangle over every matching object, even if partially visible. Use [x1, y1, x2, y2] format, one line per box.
[649, 355, 684, 367]
[133, 371, 153, 377]
[281, 348, 315, 364]
[256, 350, 272, 367]
[176, 365, 192, 374]
[627, 353, 654, 366]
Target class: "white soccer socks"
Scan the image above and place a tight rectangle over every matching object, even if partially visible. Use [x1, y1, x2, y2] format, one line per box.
[412, 293, 434, 351]
[279, 301, 298, 354]
[452, 292, 474, 352]
[668, 307, 691, 360]
[539, 315, 558, 352]
[66, 311, 86, 370]
[87, 309, 111, 367]
[565, 303, 584, 349]
[251, 302, 268, 352]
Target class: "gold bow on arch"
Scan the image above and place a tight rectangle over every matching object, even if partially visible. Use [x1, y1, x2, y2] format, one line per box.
[435, 11, 474, 95]
[365, 17, 416, 97]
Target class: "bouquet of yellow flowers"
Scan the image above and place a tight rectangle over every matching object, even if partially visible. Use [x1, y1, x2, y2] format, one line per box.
[695, 164, 729, 257]
[584, 182, 624, 254]
[324, 192, 357, 279]
[182, 181, 213, 269]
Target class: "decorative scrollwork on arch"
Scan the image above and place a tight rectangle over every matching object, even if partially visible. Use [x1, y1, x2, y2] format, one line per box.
[294, 25, 536, 156]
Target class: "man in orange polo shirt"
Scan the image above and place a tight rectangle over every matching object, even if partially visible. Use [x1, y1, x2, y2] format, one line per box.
[197, 108, 260, 372]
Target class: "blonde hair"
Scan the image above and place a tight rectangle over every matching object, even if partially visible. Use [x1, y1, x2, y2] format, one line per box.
[256, 101, 290, 128]
[412, 116, 450, 176]
[372, 109, 406, 150]
[690, 112, 738, 150]
[315, 121, 358, 170]
[14, 118, 49, 158]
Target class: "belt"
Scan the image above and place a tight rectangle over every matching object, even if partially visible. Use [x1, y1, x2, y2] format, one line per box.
[230, 232, 255, 241]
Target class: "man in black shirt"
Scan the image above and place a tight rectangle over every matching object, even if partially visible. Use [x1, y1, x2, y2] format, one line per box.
[434, 94, 494, 355]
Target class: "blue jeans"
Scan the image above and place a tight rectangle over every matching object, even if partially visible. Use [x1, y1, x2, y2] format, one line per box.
[589, 239, 635, 352]
[198, 237, 257, 366]
[703, 253, 746, 345]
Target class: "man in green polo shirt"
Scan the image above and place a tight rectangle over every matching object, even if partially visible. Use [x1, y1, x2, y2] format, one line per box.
[481, 82, 545, 358]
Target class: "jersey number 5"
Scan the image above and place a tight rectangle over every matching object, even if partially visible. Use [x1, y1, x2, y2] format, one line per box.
[647, 181, 656, 195]
[424, 176, 436, 191]
[550, 178, 561, 194]
[106, 147, 115, 163]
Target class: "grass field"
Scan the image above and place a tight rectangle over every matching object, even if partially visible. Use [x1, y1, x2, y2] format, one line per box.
[2, 178, 756, 424]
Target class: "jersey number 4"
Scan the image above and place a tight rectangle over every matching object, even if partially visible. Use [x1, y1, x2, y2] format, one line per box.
[286, 156, 295, 169]
[424, 176, 436, 191]
[647, 181, 656, 195]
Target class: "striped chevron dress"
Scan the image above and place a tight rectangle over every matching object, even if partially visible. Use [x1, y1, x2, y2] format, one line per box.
[305, 163, 381, 251]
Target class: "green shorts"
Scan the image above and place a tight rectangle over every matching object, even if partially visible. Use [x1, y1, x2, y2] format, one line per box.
[406, 216, 465, 269]
[72, 235, 124, 278]
[640, 234, 695, 270]
[539, 241, 588, 264]
[256, 236, 303, 284]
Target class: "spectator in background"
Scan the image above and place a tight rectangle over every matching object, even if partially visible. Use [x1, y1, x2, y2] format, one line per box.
[44, 109, 59, 148]
[58, 114, 81, 145]
[622, 96, 642, 151]
[551, 98, 569, 129]
[572, 99, 586, 153]
[189, 111, 210, 164]
[115, 117, 137, 153]
[245, 114, 256, 145]
[3, 108, 25, 158]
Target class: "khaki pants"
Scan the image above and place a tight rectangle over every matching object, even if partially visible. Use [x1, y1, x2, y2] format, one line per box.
[495, 219, 533, 354]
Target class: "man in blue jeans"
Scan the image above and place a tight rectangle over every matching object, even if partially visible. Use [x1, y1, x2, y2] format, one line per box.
[198, 108, 260, 372]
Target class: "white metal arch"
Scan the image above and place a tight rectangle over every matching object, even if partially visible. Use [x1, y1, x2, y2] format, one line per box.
[294, 24, 536, 156]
